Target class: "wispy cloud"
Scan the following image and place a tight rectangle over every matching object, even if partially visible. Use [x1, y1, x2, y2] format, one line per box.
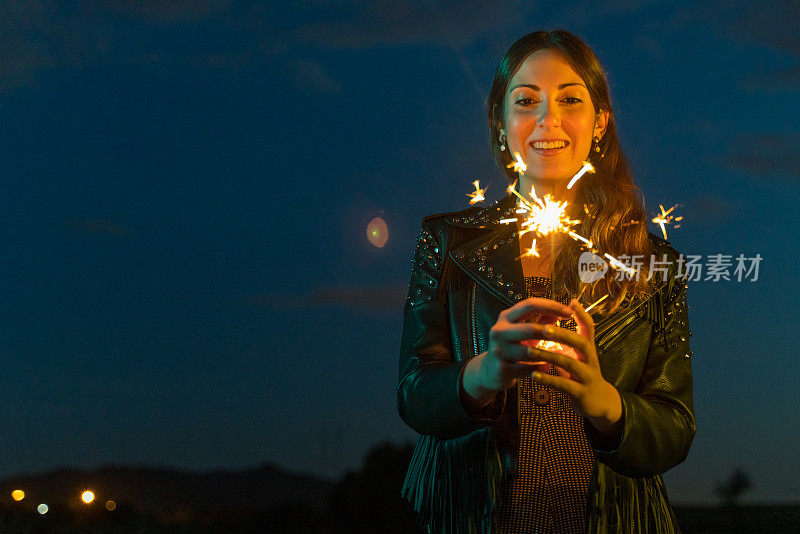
[721, 134, 800, 181]
[289, 60, 342, 94]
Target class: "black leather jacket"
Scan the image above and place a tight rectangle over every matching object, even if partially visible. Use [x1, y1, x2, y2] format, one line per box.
[398, 193, 695, 533]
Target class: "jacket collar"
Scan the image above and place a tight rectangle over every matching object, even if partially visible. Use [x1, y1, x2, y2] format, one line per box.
[444, 193, 525, 309]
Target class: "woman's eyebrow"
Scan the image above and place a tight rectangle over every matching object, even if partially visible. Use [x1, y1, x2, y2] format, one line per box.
[510, 82, 586, 91]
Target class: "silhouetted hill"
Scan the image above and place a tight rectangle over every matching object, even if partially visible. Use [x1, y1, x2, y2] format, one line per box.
[0, 462, 333, 514]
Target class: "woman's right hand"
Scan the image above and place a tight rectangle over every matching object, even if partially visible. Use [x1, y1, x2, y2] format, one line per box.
[461, 297, 575, 408]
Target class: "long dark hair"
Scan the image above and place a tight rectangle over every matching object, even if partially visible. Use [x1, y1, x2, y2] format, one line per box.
[487, 30, 654, 313]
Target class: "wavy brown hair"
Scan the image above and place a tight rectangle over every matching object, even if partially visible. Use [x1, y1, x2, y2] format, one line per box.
[487, 30, 654, 314]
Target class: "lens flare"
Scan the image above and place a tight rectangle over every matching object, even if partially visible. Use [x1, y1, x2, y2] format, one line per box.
[366, 217, 388, 248]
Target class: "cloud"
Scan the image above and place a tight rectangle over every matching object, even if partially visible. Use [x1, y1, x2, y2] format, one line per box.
[737, 65, 800, 93]
[680, 196, 739, 223]
[258, 0, 527, 55]
[720, 133, 800, 181]
[106, 0, 230, 25]
[242, 284, 407, 313]
[289, 60, 342, 93]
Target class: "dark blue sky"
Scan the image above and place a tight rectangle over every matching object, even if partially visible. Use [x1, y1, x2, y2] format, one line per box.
[1, 1, 798, 505]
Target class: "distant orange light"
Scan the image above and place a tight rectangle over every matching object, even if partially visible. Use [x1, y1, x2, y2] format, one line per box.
[11, 490, 25, 501]
[366, 217, 388, 248]
[105, 500, 116, 511]
[81, 491, 95, 504]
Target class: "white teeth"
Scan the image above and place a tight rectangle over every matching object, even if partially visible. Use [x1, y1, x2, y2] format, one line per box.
[532, 140, 567, 149]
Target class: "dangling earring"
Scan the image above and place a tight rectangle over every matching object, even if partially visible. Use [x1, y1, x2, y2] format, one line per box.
[593, 135, 605, 159]
[499, 130, 507, 151]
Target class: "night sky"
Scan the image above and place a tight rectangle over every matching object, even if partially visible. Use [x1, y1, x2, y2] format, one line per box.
[2, 1, 799, 505]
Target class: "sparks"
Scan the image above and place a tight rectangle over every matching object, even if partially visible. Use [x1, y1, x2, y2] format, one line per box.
[522, 239, 539, 258]
[566, 161, 595, 189]
[467, 180, 487, 204]
[568, 231, 592, 248]
[604, 252, 637, 276]
[507, 151, 527, 174]
[585, 293, 609, 312]
[651, 203, 681, 240]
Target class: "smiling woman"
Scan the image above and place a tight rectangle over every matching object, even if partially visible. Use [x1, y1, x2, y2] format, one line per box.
[398, 30, 695, 534]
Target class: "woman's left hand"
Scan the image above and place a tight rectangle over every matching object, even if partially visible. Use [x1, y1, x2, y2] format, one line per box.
[527, 298, 623, 436]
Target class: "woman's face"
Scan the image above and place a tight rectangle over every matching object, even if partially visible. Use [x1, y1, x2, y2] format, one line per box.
[502, 48, 607, 184]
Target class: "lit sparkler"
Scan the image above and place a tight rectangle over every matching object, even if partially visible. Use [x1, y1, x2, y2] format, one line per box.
[464, 149, 675, 314]
[467, 180, 487, 204]
[519, 193, 580, 238]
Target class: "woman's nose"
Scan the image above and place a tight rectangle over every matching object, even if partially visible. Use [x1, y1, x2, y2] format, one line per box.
[537, 100, 560, 129]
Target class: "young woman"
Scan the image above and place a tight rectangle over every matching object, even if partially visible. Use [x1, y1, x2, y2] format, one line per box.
[399, 30, 695, 533]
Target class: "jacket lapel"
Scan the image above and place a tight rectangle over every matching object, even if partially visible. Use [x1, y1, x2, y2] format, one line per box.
[444, 193, 524, 309]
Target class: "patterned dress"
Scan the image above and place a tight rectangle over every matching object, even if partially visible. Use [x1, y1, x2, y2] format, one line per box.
[496, 276, 595, 534]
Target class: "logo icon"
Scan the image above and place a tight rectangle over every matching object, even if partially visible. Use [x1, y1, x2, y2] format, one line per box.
[578, 251, 608, 283]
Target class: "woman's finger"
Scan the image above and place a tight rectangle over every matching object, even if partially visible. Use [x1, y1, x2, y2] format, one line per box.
[531, 370, 581, 398]
[490, 322, 551, 343]
[503, 297, 573, 323]
[569, 298, 595, 340]
[526, 345, 588, 382]
[496, 342, 537, 363]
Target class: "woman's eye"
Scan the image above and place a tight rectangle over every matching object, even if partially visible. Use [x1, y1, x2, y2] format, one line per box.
[515, 98, 537, 106]
[563, 97, 582, 104]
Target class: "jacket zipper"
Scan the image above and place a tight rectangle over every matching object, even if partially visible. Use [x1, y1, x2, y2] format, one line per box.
[471, 284, 479, 357]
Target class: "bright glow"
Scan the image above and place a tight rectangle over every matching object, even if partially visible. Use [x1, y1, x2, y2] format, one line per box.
[520, 194, 579, 237]
[522, 240, 539, 259]
[11, 490, 25, 501]
[507, 151, 527, 174]
[467, 180, 487, 204]
[366, 217, 388, 248]
[37, 504, 48, 515]
[106, 500, 117, 511]
[535, 339, 565, 352]
[81, 491, 95, 504]
[566, 161, 594, 189]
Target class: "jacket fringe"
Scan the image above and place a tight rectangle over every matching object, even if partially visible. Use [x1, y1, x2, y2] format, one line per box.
[587, 465, 681, 533]
[401, 429, 503, 534]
